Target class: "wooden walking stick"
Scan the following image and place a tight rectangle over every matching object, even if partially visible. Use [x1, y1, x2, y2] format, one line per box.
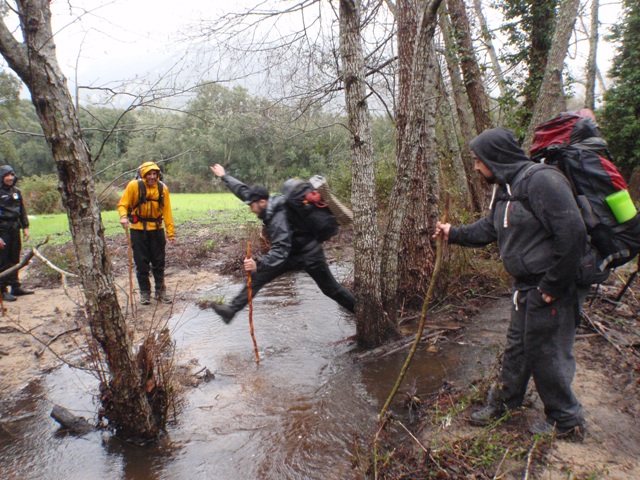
[379, 192, 450, 420]
[125, 225, 137, 319]
[247, 242, 260, 364]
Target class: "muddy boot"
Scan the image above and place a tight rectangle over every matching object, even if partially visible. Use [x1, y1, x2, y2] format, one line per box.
[469, 404, 505, 426]
[212, 303, 236, 324]
[11, 286, 34, 296]
[156, 289, 172, 304]
[140, 291, 151, 305]
[2, 291, 17, 302]
[529, 421, 586, 441]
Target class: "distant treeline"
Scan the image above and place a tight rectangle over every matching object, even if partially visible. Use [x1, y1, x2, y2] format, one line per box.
[0, 83, 396, 203]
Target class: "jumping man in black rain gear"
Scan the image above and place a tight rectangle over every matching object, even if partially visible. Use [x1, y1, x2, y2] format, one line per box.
[209, 164, 355, 323]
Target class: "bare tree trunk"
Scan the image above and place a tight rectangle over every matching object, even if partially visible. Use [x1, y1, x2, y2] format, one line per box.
[584, 0, 599, 110]
[440, 9, 486, 212]
[472, 0, 506, 98]
[519, 0, 557, 129]
[381, 0, 443, 318]
[446, 0, 493, 134]
[523, 0, 581, 152]
[395, 43, 441, 310]
[339, 0, 398, 347]
[0, 0, 161, 439]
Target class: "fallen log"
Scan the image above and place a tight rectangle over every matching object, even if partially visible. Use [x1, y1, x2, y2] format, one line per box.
[354, 327, 462, 363]
[50, 405, 93, 434]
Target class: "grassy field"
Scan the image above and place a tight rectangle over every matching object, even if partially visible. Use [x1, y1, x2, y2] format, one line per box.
[27, 193, 256, 245]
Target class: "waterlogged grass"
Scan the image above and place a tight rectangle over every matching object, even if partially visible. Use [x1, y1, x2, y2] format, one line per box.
[27, 192, 255, 245]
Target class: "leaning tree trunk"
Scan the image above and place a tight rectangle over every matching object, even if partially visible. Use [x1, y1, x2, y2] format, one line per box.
[381, 0, 443, 319]
[473, 0, 506, 98]
[446, 0, 493, 134]
[441, 8, 487, 212]
[584, 0, 599, 110]
[339, 0, 398, 347]
[0, 0, 160, 439]
[523, 0, 581, 152]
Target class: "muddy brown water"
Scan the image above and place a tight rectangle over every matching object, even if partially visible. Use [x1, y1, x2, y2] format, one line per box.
[0, 268, 506, 480]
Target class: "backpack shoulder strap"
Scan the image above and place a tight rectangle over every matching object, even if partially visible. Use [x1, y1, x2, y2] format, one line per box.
[158, 181, 164, 208]
[137, 179, 146, 209]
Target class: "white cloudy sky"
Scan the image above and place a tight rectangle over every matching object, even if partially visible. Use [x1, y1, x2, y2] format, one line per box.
[5, 0, 626, 104]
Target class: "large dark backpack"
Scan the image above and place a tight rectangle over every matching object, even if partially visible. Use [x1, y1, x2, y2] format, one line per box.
[529, 109, 640, 272]
[281, 178, 340, 242]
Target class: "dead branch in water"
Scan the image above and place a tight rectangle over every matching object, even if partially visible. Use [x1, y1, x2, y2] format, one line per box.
[35, 324, 81, 358]
[354, 326, 461, 362]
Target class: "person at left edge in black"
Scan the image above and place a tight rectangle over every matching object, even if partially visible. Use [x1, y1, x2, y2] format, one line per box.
[0, 165, 34, 302]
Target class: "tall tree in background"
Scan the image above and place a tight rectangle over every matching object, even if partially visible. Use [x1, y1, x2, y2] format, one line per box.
[472, 0, 507, 98]
[339, 0, 398, 347]
[499, 0, 559, 131]
[523, 0, 581, 151]
[446, 0, 493, 134]
[0, 0, 164, 439]
[584, 0, 600, 110]
[440, 8, 487, 212]
[600, 0, 640, 178]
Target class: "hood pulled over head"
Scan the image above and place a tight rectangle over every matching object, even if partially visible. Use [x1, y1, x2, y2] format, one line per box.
[469, 128, 533, 185]
[139, 161, 161, 180]
[0, 165, 17, 185]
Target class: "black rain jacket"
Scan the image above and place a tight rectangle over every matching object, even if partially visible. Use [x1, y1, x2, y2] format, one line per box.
[448, 128, 587, 298]
[0, 165, 29, 231]
[221, 174, 320, 271]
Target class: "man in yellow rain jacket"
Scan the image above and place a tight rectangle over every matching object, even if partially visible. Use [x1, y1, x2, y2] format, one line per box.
[117, 162, 175, 305]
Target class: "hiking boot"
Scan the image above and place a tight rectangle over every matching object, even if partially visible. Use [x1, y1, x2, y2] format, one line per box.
[11, 286, 34, 296]
[212, 303, 236, 324]
[140, 291, 151, 305]
[529, 421, 586, 441]
[469, 404, 505, 426]
[156, 290, 172, 304]
[2, 291, 17, 302]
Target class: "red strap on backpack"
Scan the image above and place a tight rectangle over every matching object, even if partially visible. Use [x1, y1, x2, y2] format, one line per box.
[303, 191, 328, 208]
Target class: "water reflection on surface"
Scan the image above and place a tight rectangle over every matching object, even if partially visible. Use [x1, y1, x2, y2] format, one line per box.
[0, 267, 496, 479]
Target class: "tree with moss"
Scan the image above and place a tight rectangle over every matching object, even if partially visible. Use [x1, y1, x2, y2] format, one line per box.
[599, 0, 640, 179]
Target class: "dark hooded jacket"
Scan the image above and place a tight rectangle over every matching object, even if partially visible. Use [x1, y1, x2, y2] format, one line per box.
[0, 165, 29, 231]
[448, 128, 586, 297]
[221, 174, 320, 270]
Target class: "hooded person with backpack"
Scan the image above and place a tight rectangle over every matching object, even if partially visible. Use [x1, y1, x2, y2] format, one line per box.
[117, 161, 175, 305]
[433, 127, 587, 439]
[0, 165, 34, 302]
[209, 164, 355, 323]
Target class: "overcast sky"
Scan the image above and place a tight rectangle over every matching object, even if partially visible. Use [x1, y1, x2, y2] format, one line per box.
[13, 0, 626, 105]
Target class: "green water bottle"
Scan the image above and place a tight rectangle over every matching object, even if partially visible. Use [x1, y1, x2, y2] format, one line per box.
[605, 190, 637, 223]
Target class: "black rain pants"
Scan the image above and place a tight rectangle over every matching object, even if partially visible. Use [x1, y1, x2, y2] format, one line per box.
[488, 286, 585, 428]
[229, 241, 355, 314]
[130, 228, 166, 294]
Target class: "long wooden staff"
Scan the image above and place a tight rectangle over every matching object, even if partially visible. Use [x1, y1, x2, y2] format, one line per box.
[126, 225, 137, 319]
[379, 193, 450, 420]
[247, 242, 260, 364]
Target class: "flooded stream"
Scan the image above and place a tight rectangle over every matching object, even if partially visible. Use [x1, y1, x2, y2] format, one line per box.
[0, 267, 501, 479]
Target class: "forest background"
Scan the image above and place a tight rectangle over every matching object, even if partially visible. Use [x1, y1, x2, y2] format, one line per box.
[1, 0, 639, 216]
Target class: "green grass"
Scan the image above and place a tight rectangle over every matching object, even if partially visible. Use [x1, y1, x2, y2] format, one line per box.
[27, 192, 255, 245]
